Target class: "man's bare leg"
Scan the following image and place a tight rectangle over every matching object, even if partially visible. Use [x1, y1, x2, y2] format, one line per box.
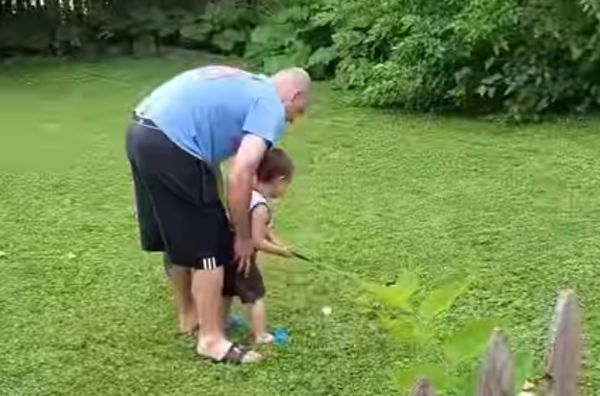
[167, 260, 198, 334]
[192, 266, 261, 362]
[192, 266, 230, 359]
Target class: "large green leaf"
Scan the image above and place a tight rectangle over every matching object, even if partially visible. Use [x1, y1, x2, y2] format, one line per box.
[180, 22, 212, 43]
[418, 279, 469, 319]
[245, 24, 296, 61]
[393, 363, 451, 392]
[450, 362, 479, 396]
[366, 272, 419, 311]
[263, 54, 299, 75]
[379, 315, 427, 344]
[443, 319, 496, 363]
[307, 46, 337, 68]
[274, 5, 311, 24]
[513, 350, 534, 394]
[249, 24, 294, 47]
[211, 29, 246, 53]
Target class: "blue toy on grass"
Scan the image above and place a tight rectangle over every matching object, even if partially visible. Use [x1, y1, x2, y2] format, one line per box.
[273, 328, 289, 345]
[227, 314, 246, 330]
[228, 315, 288, 345]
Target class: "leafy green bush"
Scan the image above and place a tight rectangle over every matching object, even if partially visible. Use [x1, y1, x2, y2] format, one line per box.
[85, 2, 258, 56]
[362, 273, 535, 394]
[362, 273, 496, 393]
[84, 5, 189, 55]
[245, 0, 337, 78]
[0, 2, 258, 57]
[331, 0, 600, 119]
[179, 2, 258, 55]
[0, 10, 56, 53]
[5, 0, 600, 118]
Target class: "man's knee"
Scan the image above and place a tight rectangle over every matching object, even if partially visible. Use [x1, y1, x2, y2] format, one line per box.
[164, 258, 192, 279]
[192, 265, 225, 291]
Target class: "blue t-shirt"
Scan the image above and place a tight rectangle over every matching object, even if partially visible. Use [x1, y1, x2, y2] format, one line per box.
[135, 66, 285, 165]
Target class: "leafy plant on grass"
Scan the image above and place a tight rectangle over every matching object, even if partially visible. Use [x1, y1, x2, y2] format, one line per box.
[364, 273, 537, 394]
[364, 273, 494, 394]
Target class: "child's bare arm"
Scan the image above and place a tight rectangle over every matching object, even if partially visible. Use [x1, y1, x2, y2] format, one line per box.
[266, 228, 286, 246]
[252, 206, 292, 258]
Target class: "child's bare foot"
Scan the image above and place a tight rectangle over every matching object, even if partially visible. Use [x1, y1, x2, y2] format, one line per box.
[254, 333, 274, 344]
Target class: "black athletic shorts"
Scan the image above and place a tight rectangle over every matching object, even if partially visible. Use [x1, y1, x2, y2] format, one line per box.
[125, 119, 233, 269]
[222, 253, 266, 304]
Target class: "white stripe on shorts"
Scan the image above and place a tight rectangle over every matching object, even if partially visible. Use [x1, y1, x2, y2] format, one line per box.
[202, 257, 216, 270]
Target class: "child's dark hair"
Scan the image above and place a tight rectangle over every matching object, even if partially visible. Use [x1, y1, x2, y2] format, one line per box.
[257, 148, 294, 182]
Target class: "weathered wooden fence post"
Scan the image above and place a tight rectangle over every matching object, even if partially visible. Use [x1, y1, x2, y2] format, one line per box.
[405, 290, 583, 395]
[409, 378, 436, 396]
[544, 290, 581, 396]
[476, 330, 514, 396]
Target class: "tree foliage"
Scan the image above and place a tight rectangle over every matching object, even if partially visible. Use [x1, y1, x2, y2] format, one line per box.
[2, 0, 600, 118]
[328, 0, 600, 119]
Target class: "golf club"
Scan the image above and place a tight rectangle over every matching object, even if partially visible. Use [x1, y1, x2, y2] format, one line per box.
[292, 251, 313, 262]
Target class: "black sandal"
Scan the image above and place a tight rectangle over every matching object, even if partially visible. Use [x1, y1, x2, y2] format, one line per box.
[213, 343, 261, 364]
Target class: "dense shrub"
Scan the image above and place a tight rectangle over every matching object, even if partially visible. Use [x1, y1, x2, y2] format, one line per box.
[83, 2, 258, 56]
[177, 2, 257, 55]
[3, 0, 600, 118]
[0, 9, 56, 53]
[0, 1, 258, 57]
[244, 0, 337, 79]
[330, 0, 600, 119]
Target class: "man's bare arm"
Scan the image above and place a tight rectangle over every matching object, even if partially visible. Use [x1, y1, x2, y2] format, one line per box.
[252, 207, 292, 257]
[228, 134, 268, 240]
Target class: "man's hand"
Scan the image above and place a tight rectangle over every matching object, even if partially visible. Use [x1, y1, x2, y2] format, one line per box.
[235, 236, 255, 277]
[228, 134, 268, 251]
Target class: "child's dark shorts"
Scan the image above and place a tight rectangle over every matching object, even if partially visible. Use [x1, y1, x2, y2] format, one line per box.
[223, 253, 265, 304]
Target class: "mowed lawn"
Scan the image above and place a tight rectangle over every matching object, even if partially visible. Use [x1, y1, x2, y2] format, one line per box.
[1, 57, 600, 395]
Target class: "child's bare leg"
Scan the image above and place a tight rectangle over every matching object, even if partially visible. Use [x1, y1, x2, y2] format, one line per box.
[222, 296, 233, 330]
[248, 299, 272, 343]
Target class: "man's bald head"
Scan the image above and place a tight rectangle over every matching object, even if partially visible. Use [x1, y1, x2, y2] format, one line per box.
[272, 67, 311, 122]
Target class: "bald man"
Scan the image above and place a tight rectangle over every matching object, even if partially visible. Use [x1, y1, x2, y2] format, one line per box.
[126, 66, 310, 363]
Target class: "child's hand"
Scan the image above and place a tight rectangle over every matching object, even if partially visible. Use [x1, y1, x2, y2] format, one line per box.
[281, 246, 294, 258]
[255, 239, 293, 259]
[274, 243, 293, 258]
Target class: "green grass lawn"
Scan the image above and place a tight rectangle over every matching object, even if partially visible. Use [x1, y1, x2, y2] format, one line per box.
[1, 57, 600, 395]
